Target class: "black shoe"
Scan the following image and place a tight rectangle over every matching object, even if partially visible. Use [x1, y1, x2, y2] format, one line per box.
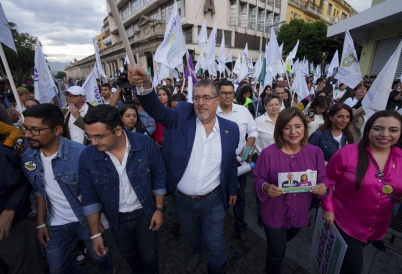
[186, 253, 202, 272]
[75, 247, 87, 265]
[237, 232, 250, 246]
[257, 215, 263, 227]
[371, 240, 386, 251]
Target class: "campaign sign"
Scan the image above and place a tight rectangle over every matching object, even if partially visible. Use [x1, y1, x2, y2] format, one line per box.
[308, 208, 348, 274]
[278, 170, 317, 193]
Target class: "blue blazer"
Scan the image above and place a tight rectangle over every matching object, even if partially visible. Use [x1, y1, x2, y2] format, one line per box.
[137, 90, 240, 209]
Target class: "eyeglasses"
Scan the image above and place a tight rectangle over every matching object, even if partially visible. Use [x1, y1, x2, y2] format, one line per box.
[21, 125, 56, 136]
[192, 95, 218, 103]
[65, 93, 82, 99]
[83, 126, 120, 141]
[220, 92, 234, 97]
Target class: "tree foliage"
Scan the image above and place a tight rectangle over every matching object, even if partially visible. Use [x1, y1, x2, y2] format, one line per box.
[277, 19, 342, 65]
[55, 71, 66, 79]
[1, 22, 36, 85]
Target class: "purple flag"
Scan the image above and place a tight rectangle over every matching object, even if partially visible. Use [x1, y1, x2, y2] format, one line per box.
[185, 51, 197, 86]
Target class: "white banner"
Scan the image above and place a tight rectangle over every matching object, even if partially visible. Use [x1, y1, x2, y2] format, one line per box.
[34, 37, 57, 104]
[82, 66, 103, 106]
[309, 208, 348, 274]
[0, 3, 17, 53]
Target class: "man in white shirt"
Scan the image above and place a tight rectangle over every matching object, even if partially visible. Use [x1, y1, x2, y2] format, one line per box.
[21, 104, 113, 274]
[128, 66, 239, 273]
[62, 86, 93, 146]
[216, 80, 258, 246]
[344, 84, 367, 109]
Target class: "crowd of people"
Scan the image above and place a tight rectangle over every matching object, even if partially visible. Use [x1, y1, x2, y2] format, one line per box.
[0, 63, 401, 274]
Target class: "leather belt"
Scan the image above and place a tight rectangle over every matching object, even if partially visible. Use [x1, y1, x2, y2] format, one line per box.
[177, 186, 219, 202]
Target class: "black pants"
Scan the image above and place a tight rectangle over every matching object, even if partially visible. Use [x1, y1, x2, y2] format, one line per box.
[337, 224, 368, 274]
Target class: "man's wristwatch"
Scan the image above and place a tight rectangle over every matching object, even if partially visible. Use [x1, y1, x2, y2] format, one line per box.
[155, 206, 165, 212]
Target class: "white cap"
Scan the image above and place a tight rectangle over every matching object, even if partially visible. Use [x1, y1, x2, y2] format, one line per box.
[277, 77, 284, 81]
[65, 86, 86, 96]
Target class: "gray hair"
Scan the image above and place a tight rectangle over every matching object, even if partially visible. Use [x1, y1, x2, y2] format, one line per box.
[194, 79, 219, 97]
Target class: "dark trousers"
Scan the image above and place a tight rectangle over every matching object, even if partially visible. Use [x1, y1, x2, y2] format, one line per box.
[110, 209, 159, 274]
[263, 224, 302, 274]
[0, 217, 44, 274]
[233, 173, 248, 233]
[172, 187, 227, 273]
[337, 224, 368, 274]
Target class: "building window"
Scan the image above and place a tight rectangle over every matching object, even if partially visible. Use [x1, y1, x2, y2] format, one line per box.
[185, 28, 192, 44]
[239, 4, 247, 28]
[131, 0, 143, 13]
[258, 9, 265, 32]
[229, 0, 237, 26]
[341, 12, 347, 20]
[266, 12, 274, 32]
[216, 29, 232, 47]
[149, 9, 160, 20]
[134, 21, 140, 32]
[327, 4, 332, 16]
[125, 26, 133, 37]
[121, 3, 131, 21]
[249, 6, 257, 30]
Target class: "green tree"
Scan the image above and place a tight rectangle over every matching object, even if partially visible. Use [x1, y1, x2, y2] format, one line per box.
[55, 71, 66, 79]
[277, 19, 342, 66]
[1, 22, 36, 85]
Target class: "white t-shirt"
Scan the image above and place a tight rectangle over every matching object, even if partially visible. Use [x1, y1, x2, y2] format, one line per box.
[41, 151, 78, 226]
[333, 133, 343, 149]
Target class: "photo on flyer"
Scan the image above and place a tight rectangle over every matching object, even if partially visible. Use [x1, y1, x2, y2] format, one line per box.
[278, 170, 317, 193]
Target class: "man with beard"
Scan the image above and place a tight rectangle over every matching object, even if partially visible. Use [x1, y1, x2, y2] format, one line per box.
[128, 66, 239, 273]
[21, 104, 113, 274]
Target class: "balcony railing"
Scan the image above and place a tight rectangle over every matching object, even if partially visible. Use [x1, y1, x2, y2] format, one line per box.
[302, 2, 321, 18]
[288, 0, 303, 8]
[102, 36, 112, 46]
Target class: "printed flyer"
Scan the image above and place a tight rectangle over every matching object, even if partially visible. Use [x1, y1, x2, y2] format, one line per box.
[278, 170, 317, 193]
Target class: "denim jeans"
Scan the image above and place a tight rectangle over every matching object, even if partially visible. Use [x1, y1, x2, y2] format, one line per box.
[47, 222, 113, 274]
[173, 186, 227, 272]
[263, 224, 302, 274]
[233, 173, 248, 233]
[110, 209, 159, 274]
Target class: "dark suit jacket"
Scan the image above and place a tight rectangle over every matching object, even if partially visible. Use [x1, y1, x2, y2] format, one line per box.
[62, 103, 94, 146]
[282, 180, 298, 188]
[137, 90, 240, 210]
[284, 100, 291, 108]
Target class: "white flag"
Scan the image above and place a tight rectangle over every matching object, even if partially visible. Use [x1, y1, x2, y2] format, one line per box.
[34, 37, 57, 104]
[233, 53, 241, 75]
[254, 53, 262, 80]
[238, 43, 249, 81]
[154, 0, 186, 70]
[195, 52, 205, 72]
[152, 63, 170, 88]
[335, 29, 362, 88]
[327, 50, 339, 77]
[203, 22, 218, 71]
[93, 37, 107, 79]
[217, 30, 226, 74]
[225, 52, 232, 63]
[0, 3, 16, 53]
[198, 20, 208, 52]
[363, 40, 402, 118]
[266, 29, 282, 68]
[313, 65, 321, 84]
[288, 40, 299, 59]
[82, 65, 103, 106]
[292, 65, 310, 102]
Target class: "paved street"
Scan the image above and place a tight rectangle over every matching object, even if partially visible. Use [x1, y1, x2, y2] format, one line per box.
[81, 174, 402, 274]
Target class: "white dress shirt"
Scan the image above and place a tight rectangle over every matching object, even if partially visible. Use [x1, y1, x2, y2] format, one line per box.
[254, 113, 276, 155]
[105, 131, 142, 213]
[177, 118, 222, 196]
[68, 103, 88, 144]
[344, 97, 359, 108]
[216, 103, 258, 155]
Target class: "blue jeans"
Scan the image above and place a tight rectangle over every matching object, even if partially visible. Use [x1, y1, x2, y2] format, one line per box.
[47, 222, 113, 274]
[172, 186, 227, 272]
[263, 225, 301, 274]
[110, 209, 159, 274]
[233, 173, 248, 233]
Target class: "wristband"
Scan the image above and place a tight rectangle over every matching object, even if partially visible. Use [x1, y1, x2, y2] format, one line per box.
[90, 233, 102, 240]
[36, 223, 47, 229]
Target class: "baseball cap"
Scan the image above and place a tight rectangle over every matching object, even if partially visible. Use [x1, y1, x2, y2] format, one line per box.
[65, 86, 86, 96]
[17, 87, 29, 94]
[277, 77, 284, 81]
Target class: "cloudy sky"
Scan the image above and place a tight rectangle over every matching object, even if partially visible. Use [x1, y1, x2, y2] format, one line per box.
[2, 0, 372, 64]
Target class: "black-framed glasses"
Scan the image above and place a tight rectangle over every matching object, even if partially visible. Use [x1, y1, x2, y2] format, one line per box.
[83, 126, 120, 141]
[192, 95, 218, 103]
[21, 125, 56, 136]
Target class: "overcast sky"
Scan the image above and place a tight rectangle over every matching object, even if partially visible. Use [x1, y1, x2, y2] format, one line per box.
[2, 0, 372, 64]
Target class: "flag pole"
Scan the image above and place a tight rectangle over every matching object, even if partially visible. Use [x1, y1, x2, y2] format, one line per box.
[0, 43, 24, 120]
[107, 0, 143, 93]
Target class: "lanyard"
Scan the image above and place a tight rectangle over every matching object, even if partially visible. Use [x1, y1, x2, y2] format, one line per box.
[368, 154, 395, 205]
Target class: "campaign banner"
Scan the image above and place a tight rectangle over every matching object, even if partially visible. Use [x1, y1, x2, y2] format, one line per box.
[308, 208, 348, 274]
[278, 170, 317, 193]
